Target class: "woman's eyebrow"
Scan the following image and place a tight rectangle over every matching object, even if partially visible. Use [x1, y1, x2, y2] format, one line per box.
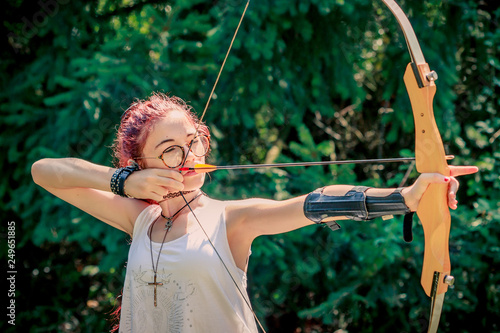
[155, 138, 174, 150]
[154, 133, 196, 150]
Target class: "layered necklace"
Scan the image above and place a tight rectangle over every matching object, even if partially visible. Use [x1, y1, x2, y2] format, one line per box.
[147, 191, 204, 307]
[162, 190, 195, 200]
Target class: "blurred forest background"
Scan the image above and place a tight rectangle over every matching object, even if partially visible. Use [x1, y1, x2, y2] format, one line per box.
[1, 0, 499, 332]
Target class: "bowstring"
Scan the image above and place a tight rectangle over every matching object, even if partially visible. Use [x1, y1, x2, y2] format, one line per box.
[178, 1, 267, 332]
[195, 0, 250, 133]
[181, 0, 250, 166]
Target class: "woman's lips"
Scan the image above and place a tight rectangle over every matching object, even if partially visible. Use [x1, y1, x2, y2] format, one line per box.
[183, 170, 197, 177]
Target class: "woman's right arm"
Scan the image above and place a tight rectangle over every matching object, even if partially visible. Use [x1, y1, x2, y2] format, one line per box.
[31, 158, 157, 235]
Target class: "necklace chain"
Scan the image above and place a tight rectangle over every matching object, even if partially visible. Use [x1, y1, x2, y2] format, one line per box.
[147, 192, 203, 307]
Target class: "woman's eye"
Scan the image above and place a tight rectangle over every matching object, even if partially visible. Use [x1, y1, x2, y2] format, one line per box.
[163, 147, 177, 154]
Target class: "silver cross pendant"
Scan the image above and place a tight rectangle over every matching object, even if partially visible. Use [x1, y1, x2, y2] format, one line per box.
[164, 218, 173, 231]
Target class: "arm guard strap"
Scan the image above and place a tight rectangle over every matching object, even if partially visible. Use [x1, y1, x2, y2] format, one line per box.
[303, 186, 411, 231]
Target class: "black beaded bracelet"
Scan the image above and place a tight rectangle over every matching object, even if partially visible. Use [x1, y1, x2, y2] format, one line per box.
[110, 168, 123, 195]
[110, 165, 139, 197]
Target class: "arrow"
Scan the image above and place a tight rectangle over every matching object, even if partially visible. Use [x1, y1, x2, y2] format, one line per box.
[179, 155, 455, 173]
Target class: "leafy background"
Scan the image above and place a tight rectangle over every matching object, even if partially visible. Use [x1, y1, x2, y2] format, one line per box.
[1, 0, 498, 332]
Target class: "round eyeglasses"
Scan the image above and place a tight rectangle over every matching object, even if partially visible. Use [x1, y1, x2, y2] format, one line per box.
[135, 135, 210, 168]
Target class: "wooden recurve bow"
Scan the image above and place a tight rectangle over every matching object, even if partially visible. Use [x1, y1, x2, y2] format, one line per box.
[382, 1, 455, 332]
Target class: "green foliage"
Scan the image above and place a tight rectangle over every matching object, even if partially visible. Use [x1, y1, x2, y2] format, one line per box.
[1, 0, 498, 332]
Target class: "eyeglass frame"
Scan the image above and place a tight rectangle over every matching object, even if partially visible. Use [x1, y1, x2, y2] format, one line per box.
[134, 134, 210, 168]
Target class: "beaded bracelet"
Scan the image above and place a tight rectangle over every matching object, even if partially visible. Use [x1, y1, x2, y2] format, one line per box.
[110, 164, 139, 197]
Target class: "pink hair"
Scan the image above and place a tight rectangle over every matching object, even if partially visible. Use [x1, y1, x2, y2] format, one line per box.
[113, 92, 209, 168]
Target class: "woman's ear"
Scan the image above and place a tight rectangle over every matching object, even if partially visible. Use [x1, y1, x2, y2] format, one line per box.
[128, 159, 142, 170]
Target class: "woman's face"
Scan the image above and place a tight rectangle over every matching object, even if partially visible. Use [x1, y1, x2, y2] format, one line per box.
[141, 110, 206, 192]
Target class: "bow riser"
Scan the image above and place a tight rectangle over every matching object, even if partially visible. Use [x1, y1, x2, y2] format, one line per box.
[404, 63, 451, 298]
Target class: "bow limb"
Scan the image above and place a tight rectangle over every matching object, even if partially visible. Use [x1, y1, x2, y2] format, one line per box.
[382, 1, 452, 332]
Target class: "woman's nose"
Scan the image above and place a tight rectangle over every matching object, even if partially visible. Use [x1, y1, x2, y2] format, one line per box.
[183, 144, 197, 160]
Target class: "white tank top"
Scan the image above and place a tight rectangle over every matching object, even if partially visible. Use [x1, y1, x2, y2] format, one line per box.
[119, 198, 259, 333]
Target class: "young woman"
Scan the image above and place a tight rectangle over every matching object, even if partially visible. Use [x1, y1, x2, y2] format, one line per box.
[31, 93, 478, 332]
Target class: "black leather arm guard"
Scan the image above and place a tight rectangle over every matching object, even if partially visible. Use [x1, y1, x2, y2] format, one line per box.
[303, 186, 412, 231]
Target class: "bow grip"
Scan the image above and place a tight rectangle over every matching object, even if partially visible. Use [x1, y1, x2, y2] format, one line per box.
[403, 63, 451, 297]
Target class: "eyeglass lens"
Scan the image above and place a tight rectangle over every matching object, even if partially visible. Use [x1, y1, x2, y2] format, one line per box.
[161, 136, 209, 167]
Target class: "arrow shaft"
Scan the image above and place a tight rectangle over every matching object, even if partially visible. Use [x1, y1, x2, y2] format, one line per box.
[185, 155, 454, 172]
[217, 157, 417, 170]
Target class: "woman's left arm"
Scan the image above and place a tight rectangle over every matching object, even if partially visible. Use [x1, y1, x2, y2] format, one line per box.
[228, 165, 478, 240]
